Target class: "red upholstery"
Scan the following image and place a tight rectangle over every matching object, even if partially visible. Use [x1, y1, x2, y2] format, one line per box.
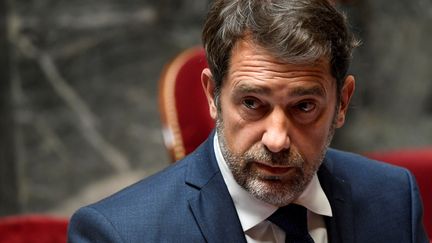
[0, 214, 68, 243]
[159, 47, 214, 161]
[367, 148, 432, 238]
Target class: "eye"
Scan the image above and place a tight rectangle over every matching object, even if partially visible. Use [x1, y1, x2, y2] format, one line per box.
[242, 98, 261, 109]
[291, 100, 321, 124]
[296, 101, 316, 112]
[239, 97, 269, 120]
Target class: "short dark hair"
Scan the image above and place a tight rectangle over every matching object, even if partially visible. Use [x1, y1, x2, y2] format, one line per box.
[202, 0, 358, 100]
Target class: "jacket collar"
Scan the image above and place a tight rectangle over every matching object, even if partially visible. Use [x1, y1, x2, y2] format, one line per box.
[318, 152, 355, 243]
[185, 132, 247, 243]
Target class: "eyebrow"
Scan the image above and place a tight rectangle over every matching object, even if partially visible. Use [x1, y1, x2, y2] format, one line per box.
[232, 83, 272, 96]
[232, 83, 325, 98]
[288, 86, 325, 97]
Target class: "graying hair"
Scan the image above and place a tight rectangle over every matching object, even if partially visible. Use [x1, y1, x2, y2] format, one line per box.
[202, 0, 359, 101]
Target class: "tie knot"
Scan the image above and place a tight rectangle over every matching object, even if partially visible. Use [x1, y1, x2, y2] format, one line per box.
[267, 204, 314, 243]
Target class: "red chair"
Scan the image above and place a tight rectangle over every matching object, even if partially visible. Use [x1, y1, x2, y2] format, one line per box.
[159, 47, 214, 161]
[158, 47, 431, 239]
[0, 214, 68, 243]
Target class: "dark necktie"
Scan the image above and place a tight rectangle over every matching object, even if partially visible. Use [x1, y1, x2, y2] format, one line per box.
[267, 204, 315, 243]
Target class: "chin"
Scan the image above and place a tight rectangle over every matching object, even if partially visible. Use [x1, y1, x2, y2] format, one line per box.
[244, 176, 306, 206]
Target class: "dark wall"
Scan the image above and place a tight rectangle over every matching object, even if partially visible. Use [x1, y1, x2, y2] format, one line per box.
[333, 0, 432, 151]
[4, 0, 211, 215]
[0, 0, 19, 216]
[1, 0, 431, 216]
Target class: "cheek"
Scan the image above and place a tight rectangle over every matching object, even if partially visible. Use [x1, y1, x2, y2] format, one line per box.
[292, 117, 334, 159]
[220, 107, 262, 155]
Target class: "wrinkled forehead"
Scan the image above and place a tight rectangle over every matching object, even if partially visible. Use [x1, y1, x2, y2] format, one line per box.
[228, 37, 333, 78]
[223, 38, 337, 96]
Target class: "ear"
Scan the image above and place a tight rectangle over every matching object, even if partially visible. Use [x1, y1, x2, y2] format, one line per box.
[201, 68, 218, 120]
[335, 75, 355, 128]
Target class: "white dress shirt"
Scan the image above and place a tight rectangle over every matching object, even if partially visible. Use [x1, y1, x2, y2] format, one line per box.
[213, 133, 333, 243]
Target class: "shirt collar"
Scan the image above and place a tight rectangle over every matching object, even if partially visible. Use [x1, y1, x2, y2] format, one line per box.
[213, 133, 332, 232]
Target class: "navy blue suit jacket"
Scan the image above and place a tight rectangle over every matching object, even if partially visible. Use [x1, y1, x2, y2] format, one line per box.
[68, 135, 428, 242]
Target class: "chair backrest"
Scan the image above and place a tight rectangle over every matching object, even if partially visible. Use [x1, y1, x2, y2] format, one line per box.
[159, 46, 214, 161]
[158, 47, 431, 239]
[366, 148, 432, 238]
[0, 214, 68, 243]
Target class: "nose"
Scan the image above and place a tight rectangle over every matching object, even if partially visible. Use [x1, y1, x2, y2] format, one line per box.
[261, 108, 291, 153]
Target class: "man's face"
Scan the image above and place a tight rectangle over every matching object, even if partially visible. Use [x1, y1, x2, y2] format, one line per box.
[202, 39, 354, 206]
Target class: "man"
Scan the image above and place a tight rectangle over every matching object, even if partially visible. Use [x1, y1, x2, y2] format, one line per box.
[68, 0, 428, 242]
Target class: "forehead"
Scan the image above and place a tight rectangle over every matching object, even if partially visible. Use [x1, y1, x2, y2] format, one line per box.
[226, 39, 335, 91]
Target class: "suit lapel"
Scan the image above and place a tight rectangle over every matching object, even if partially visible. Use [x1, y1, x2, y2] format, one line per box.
[185, 134, 247, 243]
[318, 158, 355, 243]
[188, 174, 247, 243]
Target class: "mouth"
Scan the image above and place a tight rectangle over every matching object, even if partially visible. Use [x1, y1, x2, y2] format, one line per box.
[253, 162, 294, 176]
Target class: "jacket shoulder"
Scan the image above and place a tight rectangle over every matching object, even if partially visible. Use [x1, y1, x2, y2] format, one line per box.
[323, 149, 428, 242]
[324, 148, 416, 206]
[68, 156, 204, 242]
[325, 148, 410, 179]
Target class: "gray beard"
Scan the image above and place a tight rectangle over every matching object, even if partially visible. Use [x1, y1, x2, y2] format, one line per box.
[216, 118, 335, 206]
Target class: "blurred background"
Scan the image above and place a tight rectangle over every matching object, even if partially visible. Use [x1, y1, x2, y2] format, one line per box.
[0, 0, 431, 218]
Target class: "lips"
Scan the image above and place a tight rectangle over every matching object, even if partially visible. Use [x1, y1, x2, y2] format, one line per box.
[254, 162, 293, 175]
